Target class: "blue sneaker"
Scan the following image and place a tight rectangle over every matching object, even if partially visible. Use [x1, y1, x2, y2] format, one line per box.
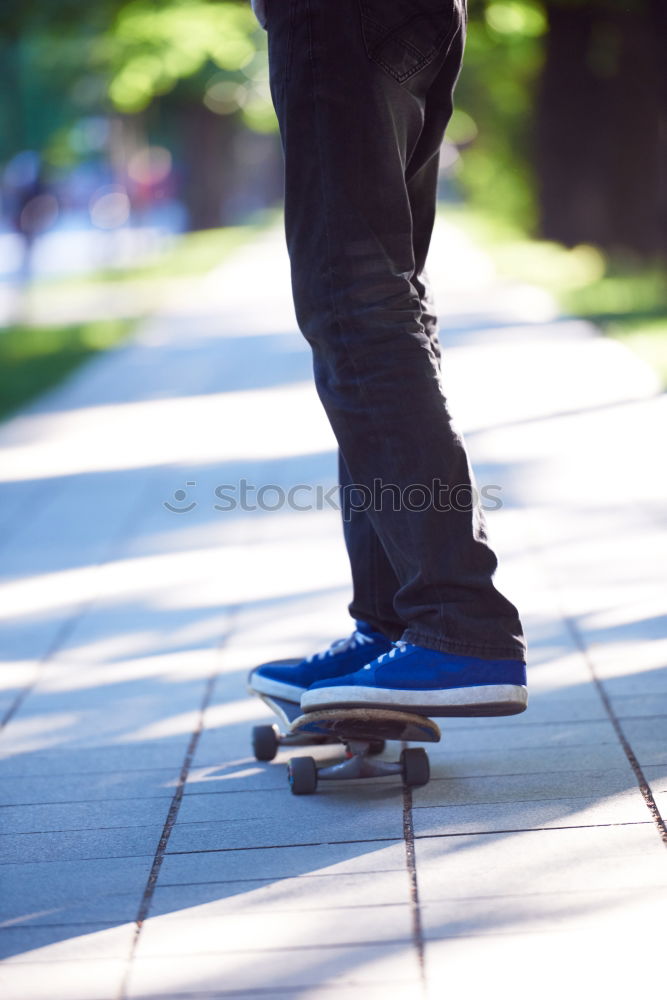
[248, 621, 393, 704]
[300, 641, 528, 717]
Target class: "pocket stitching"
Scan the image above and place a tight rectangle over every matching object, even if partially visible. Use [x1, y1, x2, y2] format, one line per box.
[359, 3, 456, 83]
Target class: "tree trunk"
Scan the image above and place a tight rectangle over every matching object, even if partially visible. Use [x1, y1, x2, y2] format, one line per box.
[537, 2, 665, 257]
[179, 102, 238, 230]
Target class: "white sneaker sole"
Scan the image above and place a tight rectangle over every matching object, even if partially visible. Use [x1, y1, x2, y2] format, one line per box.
[248, 673, 303, 704]
[300, 683, 528, 717]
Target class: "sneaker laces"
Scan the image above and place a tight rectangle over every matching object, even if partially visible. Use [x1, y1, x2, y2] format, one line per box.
[375, 639, 408, 665]
[306, 627, 375, 663]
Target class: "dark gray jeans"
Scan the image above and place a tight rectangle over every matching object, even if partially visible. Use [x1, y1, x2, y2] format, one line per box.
[266, 0, 526, 661]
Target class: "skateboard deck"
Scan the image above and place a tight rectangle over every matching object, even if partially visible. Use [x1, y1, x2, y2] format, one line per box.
[250, 664, 440, 790]
[258, 691, 302, 729]
[290, 707, 440, 744]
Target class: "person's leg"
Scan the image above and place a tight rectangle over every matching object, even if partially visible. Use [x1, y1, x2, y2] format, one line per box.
[339, 448, 404, 641]
[267, 0, 525, 669]
[339, 282, 440, 640]
[340, 156, 444, 642]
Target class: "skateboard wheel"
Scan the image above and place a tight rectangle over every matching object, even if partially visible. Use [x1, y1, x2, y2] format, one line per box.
[368, 739, 386, 756]
[252, 725, 279, 762]
[288, 756, 318, 795]
[400, 747, 430, 787]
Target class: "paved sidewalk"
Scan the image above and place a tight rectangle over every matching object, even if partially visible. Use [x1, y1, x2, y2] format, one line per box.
[1, 220, 666, 1000]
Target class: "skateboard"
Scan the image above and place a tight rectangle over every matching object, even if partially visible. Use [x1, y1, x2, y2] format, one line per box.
[250, 660, 386, 762]
[285, 707, 441, 795]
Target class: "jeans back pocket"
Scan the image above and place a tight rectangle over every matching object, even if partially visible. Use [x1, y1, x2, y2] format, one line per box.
[359, 0, 458, 83]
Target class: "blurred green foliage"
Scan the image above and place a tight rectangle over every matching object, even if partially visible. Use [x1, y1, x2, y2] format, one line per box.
[0, 0, 549, 215]
[3, 0, 660, 244]
[450, 202, 667, 385]
[2, 0, 663, 254]
[0, 318, 134, 419]
[0, 0, 271, 169]
[0, 220, 262, 417]
[455, 0, 547, 230]
[106, 2, 255, 112]
[103, 0, 275, 131]
[1, 0, 663, 394]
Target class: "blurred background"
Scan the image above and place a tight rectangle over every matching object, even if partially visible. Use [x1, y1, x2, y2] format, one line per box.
[1, 0, 665, 420]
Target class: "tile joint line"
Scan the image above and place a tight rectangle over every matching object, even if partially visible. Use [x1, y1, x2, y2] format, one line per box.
[402, 742, 427, 992]
[117, 671, 219, 1000]
[563, 615, 667, 849]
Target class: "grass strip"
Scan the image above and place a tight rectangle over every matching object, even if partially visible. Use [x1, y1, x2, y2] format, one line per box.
[1, 217, 272, 419]
[444, 205, 667, 387]
[0, 318, 135, 420]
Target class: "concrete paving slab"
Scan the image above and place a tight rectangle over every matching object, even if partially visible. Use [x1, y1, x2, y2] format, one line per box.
[0, 739, 189, 777]
[168, 784, 405, 853]
[149, 870, 410, 916]
[126, 945, 422, 998]
[414, 824, 667, 898]
[0, 958, 125, 1000]
[490, 693, 608, 723]
[422, 717, 619, 751]
[176, 781, 403, 823]
[412, 790, 648, 836]
[594, 663, 667, 696]
[1, 895, 140, 929]
[1, 923, 135, 962]
[0, 662, 40, 704]
[425, 740, 631, 777]
[159, 840, 406, 885]
[617, 717, 667, 765]
[0, 616, 81, 668]
[610, 694, 667, 717]
[0, 797, 171, 835]
[0, 768, 178, 806]
[0, 824, 163, 864]
[1, 220, 665, 999]
[415, 764, 636, 807]
[423, 924, 659, 1000]
[0, 468, 150, 582]
[2, 672, 212, 752]
[135, 903, 413, 957]
[420, 884, 667, 938]
[0, 856, 151, 923]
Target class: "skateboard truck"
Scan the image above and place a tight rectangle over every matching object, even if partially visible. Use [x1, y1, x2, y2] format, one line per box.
[251, 690, 385, 762]
[286, 708, 440, 795]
